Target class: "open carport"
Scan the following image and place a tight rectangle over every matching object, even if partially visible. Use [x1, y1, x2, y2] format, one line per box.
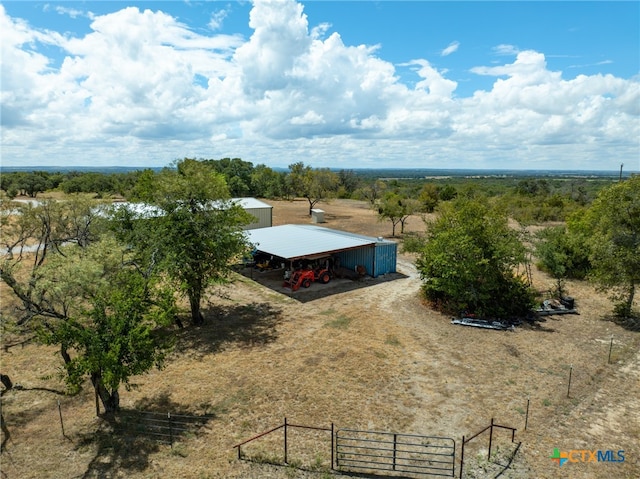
[242, 224, 402, 302]
[245, 224, 397, 278]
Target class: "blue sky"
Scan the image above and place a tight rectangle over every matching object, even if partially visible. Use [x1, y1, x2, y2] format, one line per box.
[1, 1, 639, 171]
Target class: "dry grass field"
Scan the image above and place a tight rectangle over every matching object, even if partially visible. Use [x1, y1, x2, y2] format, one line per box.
[1, 198, 639, 479]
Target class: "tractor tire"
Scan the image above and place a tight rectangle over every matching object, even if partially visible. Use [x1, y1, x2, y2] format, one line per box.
[302, 279, 311, 288]
[320, 273, 330, 284]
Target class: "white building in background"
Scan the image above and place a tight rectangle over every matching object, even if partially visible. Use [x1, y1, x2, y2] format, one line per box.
[112, 198, 273, 230]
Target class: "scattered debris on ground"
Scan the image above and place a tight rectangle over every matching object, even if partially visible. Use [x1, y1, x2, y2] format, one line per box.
[535, 296, 579, 316]
[451, 317, 515, 331]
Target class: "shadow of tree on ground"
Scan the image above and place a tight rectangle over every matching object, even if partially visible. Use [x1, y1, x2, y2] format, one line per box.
[605, 313, 640, 332]
[173, 302, 283, 358]
[78, 392, 215, 479]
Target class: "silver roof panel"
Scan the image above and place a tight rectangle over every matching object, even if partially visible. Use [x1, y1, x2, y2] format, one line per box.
[246, 224, 385, 260]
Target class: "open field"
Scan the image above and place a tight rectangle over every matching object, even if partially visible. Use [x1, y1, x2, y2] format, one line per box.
[1, 198, 639, 479]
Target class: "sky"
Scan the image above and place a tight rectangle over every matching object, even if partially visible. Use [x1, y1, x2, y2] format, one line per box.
[1, 1, 639, 171]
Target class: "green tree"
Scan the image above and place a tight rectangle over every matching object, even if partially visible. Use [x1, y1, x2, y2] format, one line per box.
[535, 226, 590, 279]
[416, 199, 535, 318]
[203, 157, 255, 197]
[36, 240, 175, 413]
[121, 159, 253, 325]
[250, 164, 286, 198]
[355, 179, 387, 206]
[377, 192, 418, 236]
[288, 162, 339, 215]
[534, 225, 591, 297]
[8, 172, 49, 198]
[337, 169, 360, 198]
[577, 177, 640, 317]
[418, 183, 439, 213]
[0, 199, 174, 414]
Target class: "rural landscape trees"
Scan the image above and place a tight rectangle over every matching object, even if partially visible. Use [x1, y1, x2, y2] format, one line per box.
[0, 160, 255, 414]
[534, 176, 639, 319]
[415, 199, 535, 319]
[1, 161, 637, 426]
[0, 198, 175, 413]
[112, 159, 253, 326]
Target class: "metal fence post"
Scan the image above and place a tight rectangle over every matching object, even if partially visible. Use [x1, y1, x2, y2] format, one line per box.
[459, 435, 465, 479]
[487, 418, 494, 461]
[392, 433, 397, 470]
[331, 422, 334, 470]
[57, 400, 66, 438]
[168, 412, 173, 447]
[284, 417, 288, 464]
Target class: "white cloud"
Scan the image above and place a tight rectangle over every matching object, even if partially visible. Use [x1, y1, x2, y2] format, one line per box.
[493, 44, 520, 56]
[441, 41, 459, 57]
[1, 0, 638, 171]
[208, 9, 229, 31]
[52, 5, 94, 20]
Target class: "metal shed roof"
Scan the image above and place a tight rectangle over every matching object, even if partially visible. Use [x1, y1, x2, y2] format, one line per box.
[245, 224, 385, 260]
[110, 197, 270, 218]
[232, 198, 272, 209]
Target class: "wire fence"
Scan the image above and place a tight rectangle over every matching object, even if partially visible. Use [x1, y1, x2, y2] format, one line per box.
[112, 410, 213, 446]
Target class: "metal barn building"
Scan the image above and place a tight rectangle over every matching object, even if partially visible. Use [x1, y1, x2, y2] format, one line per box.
[110, 198, 272, 230]
[245, 224, 397, 278]
[232, 198, 272, 229]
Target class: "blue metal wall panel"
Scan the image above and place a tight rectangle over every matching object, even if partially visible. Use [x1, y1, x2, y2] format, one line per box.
[336, 246, 374, 277]
[373, 242, 397, 276]
[335, 242, 397, 278]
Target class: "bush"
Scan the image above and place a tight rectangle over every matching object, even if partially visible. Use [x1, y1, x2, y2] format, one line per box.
[416, 199, 535, 319]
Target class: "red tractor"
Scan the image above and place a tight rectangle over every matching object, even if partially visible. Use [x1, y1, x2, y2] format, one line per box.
[283, 266, 331, 291]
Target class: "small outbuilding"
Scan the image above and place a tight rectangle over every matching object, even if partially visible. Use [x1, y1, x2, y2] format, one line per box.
[245, 224, 397, 278]
[310, 209, 325, 223]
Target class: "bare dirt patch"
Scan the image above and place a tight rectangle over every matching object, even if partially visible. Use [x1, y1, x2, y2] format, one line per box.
[1, 198, 638, 479]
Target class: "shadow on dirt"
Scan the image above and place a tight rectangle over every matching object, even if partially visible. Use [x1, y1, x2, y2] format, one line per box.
[79, 393, 214, 479]
[174, 301, 284, 357]
[239, 266, 409, 304]
[605, 314, 640, 332]
[77, 422, 160, 478]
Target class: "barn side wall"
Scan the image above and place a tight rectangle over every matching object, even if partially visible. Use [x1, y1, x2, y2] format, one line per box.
[335, 241, 397, 278]
[243, 207, 273, 230]
[373, 242, 397, 277]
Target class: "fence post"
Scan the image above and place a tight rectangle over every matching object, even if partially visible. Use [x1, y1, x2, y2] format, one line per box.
[392, 433, 397, 470]
[57, 400, 66, 438]
[524, 396, 530, 431]
[284, 417, 288, 464]
[608, 335, 614, 364]
[168, 412, 173, 447]
[487, 418, 494, 460]
[459, 435, 465, 479]
[331, 423, 334, 470]
[567, 365, 573, 398]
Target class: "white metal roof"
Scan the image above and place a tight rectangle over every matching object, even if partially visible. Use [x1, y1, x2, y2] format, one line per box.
[110, 197, 270, 218]
[232, 198, 272, 209]
[245, 224, 385, 260]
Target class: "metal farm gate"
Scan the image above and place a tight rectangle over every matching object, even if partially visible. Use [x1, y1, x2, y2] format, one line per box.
[336, 429, 456, 477]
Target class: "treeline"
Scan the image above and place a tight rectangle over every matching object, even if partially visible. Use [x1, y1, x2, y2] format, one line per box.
[0, 158, 621, 222]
